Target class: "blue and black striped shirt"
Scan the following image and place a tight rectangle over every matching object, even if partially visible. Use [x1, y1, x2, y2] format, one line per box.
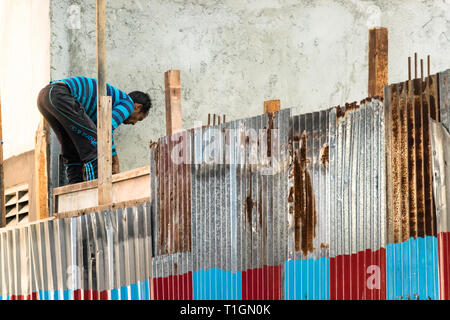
[51, 76, 135, 156]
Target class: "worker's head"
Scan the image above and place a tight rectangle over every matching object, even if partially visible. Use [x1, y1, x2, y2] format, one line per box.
[124, 91, 152, 125]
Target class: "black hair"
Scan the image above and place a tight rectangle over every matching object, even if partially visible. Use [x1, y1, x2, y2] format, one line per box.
[128, 91, 152, 114]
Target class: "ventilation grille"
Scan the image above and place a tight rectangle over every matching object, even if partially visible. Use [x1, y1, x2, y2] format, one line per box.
[5, 184, 29, 226]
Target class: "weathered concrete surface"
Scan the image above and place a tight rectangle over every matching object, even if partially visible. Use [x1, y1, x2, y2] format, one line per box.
[50, 0, 450, 171]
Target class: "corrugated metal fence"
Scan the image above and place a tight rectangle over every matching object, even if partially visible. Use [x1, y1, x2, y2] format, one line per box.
[431, 68, 450, 300]
[150, 109, 291, 300]
[0, 69, 449, 300]
[0, 203, 152, 300]
[384, 72, 441, 300]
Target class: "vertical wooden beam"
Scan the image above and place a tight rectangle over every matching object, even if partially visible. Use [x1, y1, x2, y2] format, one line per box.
[368, 27, 388, 97]
[0, 95, 4, 227]
[264, 99, 281, 114]
[34, 118, 50, 220]
[414, 52, 418, 79]
[408, 56, 412, 81]
[164, 70, 182, 136]
[98, 96, 112, 205]
[96, 0, 112, 205]
[420, 59, 424, 80]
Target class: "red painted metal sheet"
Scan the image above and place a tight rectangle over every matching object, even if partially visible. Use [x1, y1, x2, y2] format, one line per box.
[241, 265, 281, 300]
[330, 248, 386, 300]
[73, 289, 82, 300]
[152, 272, 193, 300]
[83, 290, 92, 300]
[26, 292, 38, 300]
[438, 232, 450, 300]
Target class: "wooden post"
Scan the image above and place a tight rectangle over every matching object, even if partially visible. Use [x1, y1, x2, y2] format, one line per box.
[264, 99, 281, 114]
[408, 56, 411, 81]
[0, 95, 4, 227]
[96, 0, 112, 205]
[420, 59, 424, 80]
[368, 27, 388, 97]
[34, 118, 50, 220]
[414, 52, 418, 79]
[164, 70, 182, 136]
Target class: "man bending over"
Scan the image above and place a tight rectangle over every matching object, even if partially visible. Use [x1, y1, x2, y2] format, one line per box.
[37, 76, 151, 184]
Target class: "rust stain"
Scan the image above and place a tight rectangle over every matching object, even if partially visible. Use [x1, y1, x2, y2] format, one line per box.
[414, 78, 426, 238]
[390, 83, 402, 242]
[288, 186, 294, 203]
[158, 140, 168, 254]
[399, 81, 411, 242]
[244, 169, 255, 228]
[407, 80, 418, 239]
[157, 134, 192, 255]
[150, 140, 160, 176]
[267, 112, 275, 158]
[293, 131, 317, 256]
[424, 75, 438, 236]
[345, 102, 359, 114]
[336, 103, 360, 120]
[336, 105, 345, 119]
[387, 74, 439, 242]
[259, 186, 268, 265]
[319, 143, 329, 168]
[320, 243, 329, 249]
[244, 168, 256, 262]
[422, 77, 433, 237]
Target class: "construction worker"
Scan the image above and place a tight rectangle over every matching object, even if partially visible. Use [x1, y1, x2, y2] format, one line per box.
[37, 76, 152, 184]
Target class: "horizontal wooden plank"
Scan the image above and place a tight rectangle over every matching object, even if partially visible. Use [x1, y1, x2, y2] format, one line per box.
[53, 165, 150, 196]
[54, 197, 150, 219]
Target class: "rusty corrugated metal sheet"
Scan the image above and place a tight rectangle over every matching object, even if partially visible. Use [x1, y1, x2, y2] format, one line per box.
[384, 73, 441, 300]
[432, 68, 450, 300]
[329, 99, 387, 300]
[285, 109, 330, 300]
[430, 118, 450, 300]
[150, 129, 193, 299]
[385, 75, 439, 242]
[3, 70, 450, 301]
[150, 109, 291, 300]
[285, 98, 387, 300]
[0, 203, 152, 300]
[331, 99, 386, 256]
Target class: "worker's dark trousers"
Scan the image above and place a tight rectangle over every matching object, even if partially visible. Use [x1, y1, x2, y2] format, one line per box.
[37, 82, 98, 184]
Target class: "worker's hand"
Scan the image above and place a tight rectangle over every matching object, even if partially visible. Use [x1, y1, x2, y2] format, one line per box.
[112, 154, 120, 174]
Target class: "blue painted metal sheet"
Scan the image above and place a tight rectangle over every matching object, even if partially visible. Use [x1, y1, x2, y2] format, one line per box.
[386, 236, 439, 300]
[193, 268, 242, 300]
[284, 257, 329, 300]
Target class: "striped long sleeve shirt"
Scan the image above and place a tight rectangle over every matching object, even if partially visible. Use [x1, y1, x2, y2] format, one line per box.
[51, 76, 135, 156]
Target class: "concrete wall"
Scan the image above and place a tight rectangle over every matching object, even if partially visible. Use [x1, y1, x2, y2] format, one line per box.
[50, 0, 450, 172]
[0, 0, 50, 159]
